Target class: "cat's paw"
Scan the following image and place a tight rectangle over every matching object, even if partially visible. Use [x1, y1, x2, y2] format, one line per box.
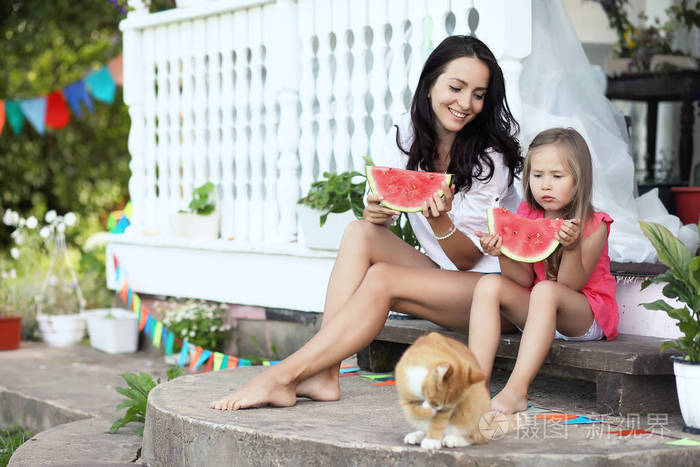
[442, 434, 470, 448]
[420, 437, 442, 450]
[403, 430, 425, 445]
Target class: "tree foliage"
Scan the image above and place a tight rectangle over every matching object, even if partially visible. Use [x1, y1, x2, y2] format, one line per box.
[0, 0, 130, 247]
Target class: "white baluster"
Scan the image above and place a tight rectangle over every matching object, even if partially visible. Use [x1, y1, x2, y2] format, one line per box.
[219, 13, 236, 240]
[233, 11, 250, 241]
[123, 28, 146, 233]
[180, 20, 195, 206]
[388, 1, 409, 123]
[349, 0, 369, 171]
[276, 0, 301, 243]
[248, 7, 264, 242]
[315, 0, 334, 176]
[262, 5, 280, 242]
[155, 26, 171, 234]
[206, 15, 222, 239]
[332, 0, 351, 174]
[167, 23, 183, 219]
[368, 0, 389, 161]
[142, 29, 158, 233]
[192, 18, 208, 189]
[297, 0, 316, 199]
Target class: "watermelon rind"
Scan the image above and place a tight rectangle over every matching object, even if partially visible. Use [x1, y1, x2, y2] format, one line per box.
[486, 208, 561, 263]
[366, 167, 453, 213]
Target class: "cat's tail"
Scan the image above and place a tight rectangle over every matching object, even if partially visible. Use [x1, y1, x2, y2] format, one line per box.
[470, 410, 527, 444]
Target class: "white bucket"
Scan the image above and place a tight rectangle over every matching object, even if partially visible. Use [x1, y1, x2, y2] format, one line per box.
[85, 308, 139, 354]
[674, 358, 700, 431]
[37, 313, 86, 347]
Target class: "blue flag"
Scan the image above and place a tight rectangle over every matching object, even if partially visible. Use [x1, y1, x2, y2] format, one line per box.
[63, 80, 94, 118]
[18, 97, 47, 134]
[85, 67, 116, 104]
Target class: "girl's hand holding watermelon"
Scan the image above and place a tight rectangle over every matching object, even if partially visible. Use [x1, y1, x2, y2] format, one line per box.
[475, 231, 502, 257]
[363, 192, 400, 226]
[556, 219, 581, 250]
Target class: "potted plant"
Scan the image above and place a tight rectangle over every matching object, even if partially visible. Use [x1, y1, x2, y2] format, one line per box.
[639, 220, 700, 433]
[85, 308, 139, 354]
[171, 181, 220, 240]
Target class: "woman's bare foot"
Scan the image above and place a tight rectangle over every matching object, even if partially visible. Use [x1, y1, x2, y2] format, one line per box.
[490, 387, 528, 414]
[295, 368, 341, 401]
[210, 371, 297, 410]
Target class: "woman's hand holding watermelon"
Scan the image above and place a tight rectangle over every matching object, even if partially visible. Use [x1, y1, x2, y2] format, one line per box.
[421, 182, 455, 219]
[363, 193, 400, 226]
[556, 219, 581, 250]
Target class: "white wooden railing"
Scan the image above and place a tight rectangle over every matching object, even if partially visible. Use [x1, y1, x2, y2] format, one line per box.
[119, 0, 531, 244]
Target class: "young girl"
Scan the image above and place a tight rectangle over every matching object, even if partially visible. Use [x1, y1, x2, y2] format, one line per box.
[469, 127, 618, 414]
[211, 35, 523, 411]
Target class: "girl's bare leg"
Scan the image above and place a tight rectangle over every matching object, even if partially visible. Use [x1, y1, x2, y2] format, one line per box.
[210, 263, 482, 410]
[491, 280, 594, 414]
[295, 220, 437, 401]
[468, 275, 531, 385]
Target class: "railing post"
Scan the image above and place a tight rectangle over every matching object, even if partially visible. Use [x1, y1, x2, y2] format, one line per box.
[274, 0, 300, 243]
[473, 0, 531, 125]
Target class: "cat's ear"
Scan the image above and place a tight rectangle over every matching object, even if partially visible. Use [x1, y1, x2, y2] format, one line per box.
[468, 365, 485, 384]
[435, 363, 453, 383]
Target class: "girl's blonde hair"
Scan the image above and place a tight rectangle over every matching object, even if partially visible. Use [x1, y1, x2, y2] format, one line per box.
[522, 127, 594, 278]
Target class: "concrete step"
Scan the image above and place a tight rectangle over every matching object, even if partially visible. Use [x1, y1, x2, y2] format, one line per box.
[142, 366, 700, 467]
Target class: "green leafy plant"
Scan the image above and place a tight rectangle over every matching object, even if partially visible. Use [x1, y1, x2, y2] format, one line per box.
[162, 300, 232, 352]
[180, 182, 215, 215]
[639, 220, 700, 362]
[0, 424, 33, 466]
[110, 367, 183, 435]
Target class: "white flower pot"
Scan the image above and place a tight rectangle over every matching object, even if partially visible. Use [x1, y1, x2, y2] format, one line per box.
[85, 308, 139, 354]
[297, 205, 356, 250]
[37, 313, 85, 347]
[674, 358, 700, 432]
[171, 211, 220, 240]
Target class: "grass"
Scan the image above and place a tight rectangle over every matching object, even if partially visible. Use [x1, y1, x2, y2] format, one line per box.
[0, 425, 32, 467]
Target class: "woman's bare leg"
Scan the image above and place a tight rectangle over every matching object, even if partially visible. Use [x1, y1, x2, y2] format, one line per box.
[491, 280, 594, 414]
[295, 220, 438, 401]
[210, 263, 482, 410]
[468, 275, 531, 385]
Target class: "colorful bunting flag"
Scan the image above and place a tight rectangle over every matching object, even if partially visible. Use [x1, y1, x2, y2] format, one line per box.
[227, 356, 239, 368]
[62, 80, 94, 118]
[153, 321, 163, 348]
[138, 309, 148, 331]
[165, 331, 175, 355]
[107, 55, 124, 86]
[5, 100, 24, 135]
[0, 100, 5, 135]
[86, 67, 116, 104]
[204, 353, 214, 372]
[665, 438, 700, 446]
[562, 416, 602, 425]
[606, 429, 652, 436]
[536, 413, 578, 422]
[221, 354, 229, 370]
[238, 359, 252, 367]
[213, 352, 224, 371]
[178, 340, 189, 366]
[132, 294, 141, 315]
[45, 91, 70, 130]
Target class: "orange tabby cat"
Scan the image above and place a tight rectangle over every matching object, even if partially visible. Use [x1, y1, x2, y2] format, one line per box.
[395, 332, 516, 449]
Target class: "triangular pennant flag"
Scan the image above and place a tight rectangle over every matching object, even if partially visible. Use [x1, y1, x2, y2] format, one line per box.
[19, 97, 48, 135]
[62, 80, 94, 118]
[85, 67, 116, 104]
[213, 352, 224, 371]
[262, 361, 271, 366]
[115, 265, 121, 284]
[132, 295, 141, 315]
[127, 288, 133, 307]
[562, 416, 602, 425]
[144, 315, 154, 338]
[107, 55, 124, 86]
[204, 353, 214, 372]
[165, 331, 175, 355]
[113, 255, 119, 270]
[45, 91, 70, 130]
[189, 346, 204, 371]
[665, 438, 700, 446]
[177, 340, 189, 366]
[359, 374, 393, 380]
[194, 349, 212, 370]
[372, 379, 396, 386]
[0, 100, 5, 135]
[535, 413, 578, 422]
[227, 355, 238, 367]
[138, 308, 148, 331]
[221, 354, 229, 370]
[153, 321, 163, 348]
[120, 281, 128, 303]
[237, 358, 251, 367]
[4, 100, 24, 135]
[606, 429, 652, 436]
[339, 367, 360, 374]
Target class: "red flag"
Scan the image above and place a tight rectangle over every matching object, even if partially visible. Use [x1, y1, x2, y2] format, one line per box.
[45, 91, 70, 130]
[107, 55, 123, 86]
[0, 100, 5, 135]
[138, 308, 148, 331]
[190, 346, 203, 371]
[204, 353, 214, 372]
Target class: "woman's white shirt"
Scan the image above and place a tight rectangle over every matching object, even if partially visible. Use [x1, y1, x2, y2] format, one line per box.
[375, 114, 520, 273]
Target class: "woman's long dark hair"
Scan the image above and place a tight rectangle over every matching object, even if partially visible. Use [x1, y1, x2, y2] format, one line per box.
[399, 35, 522, 192]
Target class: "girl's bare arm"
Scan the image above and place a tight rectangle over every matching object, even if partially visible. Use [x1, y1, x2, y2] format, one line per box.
[557, 221, 607, 290]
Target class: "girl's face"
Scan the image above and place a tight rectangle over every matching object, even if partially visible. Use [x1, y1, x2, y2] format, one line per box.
[529, 144, 576, 218]
[428, 56, 489, 140]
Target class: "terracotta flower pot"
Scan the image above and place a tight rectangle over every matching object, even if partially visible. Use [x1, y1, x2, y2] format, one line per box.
[0, 316, 22, 351]
[671, 187, 700, 226]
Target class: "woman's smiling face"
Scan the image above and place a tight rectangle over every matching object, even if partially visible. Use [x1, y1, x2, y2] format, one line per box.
[428, 56, 490, 139]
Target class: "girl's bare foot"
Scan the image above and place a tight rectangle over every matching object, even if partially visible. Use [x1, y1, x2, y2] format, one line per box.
[295, 368, 341, 401]
[490, 387, 528, 414]
[210, 372, 297, 410]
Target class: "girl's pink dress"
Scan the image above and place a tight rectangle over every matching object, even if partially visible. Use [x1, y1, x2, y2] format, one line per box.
[516, 202, 619, 340]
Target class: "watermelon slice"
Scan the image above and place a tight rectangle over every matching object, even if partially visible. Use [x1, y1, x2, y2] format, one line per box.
[366, 166, 452, 213]
[487, 208, 564, 263]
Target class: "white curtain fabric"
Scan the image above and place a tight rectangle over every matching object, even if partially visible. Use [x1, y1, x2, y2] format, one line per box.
[518, 0, 698, 263]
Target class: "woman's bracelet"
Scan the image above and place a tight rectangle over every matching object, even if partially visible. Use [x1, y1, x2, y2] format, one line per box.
[434, 223, 457, 241]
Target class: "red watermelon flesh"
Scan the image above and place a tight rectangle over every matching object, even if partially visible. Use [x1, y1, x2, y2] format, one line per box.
[366, 166, 452, 213]
[487, 208, 564, 263]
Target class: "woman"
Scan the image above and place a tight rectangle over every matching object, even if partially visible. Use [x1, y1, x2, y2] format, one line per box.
[211, 35, 522, 410]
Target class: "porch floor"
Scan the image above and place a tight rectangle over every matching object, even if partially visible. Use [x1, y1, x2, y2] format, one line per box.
[2, 343, 700, 466]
